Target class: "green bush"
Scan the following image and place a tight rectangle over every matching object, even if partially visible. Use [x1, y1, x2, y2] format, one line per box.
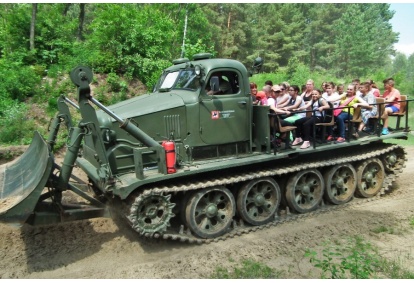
[0, 63, 42, 101]
[107, 72, 122, 92]
[0, 102, 36, 145]
[305, 236, 380, 279]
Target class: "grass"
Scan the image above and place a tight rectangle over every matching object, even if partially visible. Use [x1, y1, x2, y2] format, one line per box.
[379, 258, 414, 279]
[371, 225, 395, 234]
[209, 236, 414, 279]
[305, 236, 414, 279]
[210, 259, 284, 279]
[410, 216, 414, 228]
[305, 236, 380, 279]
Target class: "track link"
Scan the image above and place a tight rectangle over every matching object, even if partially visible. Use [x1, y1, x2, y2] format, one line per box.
[126, 143, 407, 244]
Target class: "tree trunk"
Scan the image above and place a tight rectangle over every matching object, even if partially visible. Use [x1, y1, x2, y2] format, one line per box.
[77, 3, 85, 41]
[30, 3, 37, 51]
[180, 5, 188, 58]
[63, 3, 71, 16]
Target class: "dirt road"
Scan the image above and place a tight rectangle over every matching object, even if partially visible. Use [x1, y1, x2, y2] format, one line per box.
[1, 146, 413, 279]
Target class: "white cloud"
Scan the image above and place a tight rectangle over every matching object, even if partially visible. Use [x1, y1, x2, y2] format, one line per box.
[394, 43, 414, 56]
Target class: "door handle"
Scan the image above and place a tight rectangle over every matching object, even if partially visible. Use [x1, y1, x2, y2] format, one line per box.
[238, 101, 247, 105]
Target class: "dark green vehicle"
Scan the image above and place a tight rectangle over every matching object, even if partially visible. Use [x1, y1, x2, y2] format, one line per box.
[0, 54, 410, 242]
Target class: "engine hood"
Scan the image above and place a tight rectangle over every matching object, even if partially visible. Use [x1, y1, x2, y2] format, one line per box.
[103, 92, 188, 120]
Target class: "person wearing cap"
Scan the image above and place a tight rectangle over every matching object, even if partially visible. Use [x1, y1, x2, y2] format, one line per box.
[271, 85, 289, 109]
[256, 91, 268, 105]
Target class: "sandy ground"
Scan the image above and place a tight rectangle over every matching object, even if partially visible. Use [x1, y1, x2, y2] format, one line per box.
[0, 146, 413, 279]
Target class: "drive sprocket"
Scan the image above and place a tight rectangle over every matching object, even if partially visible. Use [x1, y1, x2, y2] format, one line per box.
[127, 191, 175, 237]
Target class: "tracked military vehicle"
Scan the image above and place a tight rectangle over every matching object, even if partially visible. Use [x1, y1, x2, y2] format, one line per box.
[0, 54, 410, 243]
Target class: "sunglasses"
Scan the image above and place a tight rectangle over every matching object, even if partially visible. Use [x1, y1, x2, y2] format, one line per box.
[273, 90, 281, 93]
[280, 88, 285, 91]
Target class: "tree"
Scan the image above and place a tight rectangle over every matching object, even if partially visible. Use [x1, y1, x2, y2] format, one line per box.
[77, 3, 85, 41]
[332, 4, 398, 77]
[30, 3, 37, 51]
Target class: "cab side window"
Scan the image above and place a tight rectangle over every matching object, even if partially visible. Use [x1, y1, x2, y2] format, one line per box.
[207, 71, 239, 95]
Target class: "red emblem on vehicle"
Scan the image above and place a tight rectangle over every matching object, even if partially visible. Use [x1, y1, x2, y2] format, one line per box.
[212, 111, 219, 119]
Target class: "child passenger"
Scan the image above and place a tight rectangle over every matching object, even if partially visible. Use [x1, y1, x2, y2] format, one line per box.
[353, 82, 377, 139]
[381, 77, 401, 135]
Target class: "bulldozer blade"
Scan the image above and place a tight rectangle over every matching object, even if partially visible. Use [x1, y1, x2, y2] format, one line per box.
[0, 131, 54, 224]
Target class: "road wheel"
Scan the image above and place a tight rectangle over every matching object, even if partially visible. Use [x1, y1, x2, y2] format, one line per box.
[185, 187, 235, 239]
[236, 177, 281, 225]
[355, 158, 385, 198]
[286, 169, 324, 213]
[324, 163, 356, 205]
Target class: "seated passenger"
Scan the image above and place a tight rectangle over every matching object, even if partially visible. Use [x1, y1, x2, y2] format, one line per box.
[250, 82, 259, 104]
[381, 77, 401, 135]
[264, 85, 276, 107]
[366, 79, 380, 97]
[322, 82, 340, 141]
[280, 85, 306, 124]
[256, 91, 268, 105]
[333, 84, 365, 143]
[292, 89, 330, 149]
[337, 84, 344, 96]
[353, 82, 377, 139]
[273, 85, 290, 108]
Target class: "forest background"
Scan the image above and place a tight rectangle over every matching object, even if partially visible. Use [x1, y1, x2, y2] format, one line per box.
[0, 3, 413, 147]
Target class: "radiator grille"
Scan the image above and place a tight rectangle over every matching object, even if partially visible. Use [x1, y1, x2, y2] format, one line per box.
[164, 115, 181, 139]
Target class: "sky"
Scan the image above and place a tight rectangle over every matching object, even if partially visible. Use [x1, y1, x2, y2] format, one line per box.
[389, 2, 414, 56]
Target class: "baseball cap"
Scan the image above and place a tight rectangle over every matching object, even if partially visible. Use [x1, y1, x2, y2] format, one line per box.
[271, 85, 281, 92]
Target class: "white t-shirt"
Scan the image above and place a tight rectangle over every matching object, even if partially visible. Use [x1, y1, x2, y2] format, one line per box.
[266, 97, 276, 107]
[322, 92, 340, 108]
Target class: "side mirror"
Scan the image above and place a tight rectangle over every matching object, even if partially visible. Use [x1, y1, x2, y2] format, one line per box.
[248, 57, 263, 77]
[253, 57, 263, 73]
[210, 76, 220, 94]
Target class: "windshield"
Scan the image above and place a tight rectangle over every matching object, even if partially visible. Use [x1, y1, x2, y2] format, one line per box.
[156, 69, 199, 92]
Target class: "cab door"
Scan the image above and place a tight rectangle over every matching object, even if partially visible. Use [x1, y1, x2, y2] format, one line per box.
[199, 70, 250, 145]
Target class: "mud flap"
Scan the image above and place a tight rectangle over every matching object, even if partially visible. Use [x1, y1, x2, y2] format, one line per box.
[0, 131, 54, 224]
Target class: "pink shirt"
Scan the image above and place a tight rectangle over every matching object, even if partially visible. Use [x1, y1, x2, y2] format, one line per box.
[382, 88, 401, 110]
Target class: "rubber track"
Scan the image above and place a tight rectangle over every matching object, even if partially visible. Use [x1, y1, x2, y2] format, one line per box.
[129, 143, 407, 244]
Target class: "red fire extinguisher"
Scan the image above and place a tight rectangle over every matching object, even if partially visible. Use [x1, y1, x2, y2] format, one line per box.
[162, 140, 176, 174]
